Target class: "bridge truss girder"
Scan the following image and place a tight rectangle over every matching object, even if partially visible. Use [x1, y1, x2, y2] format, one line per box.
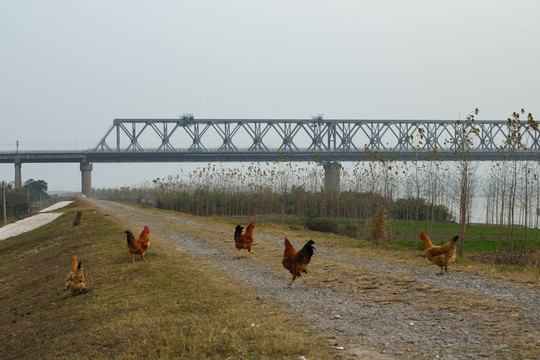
[92, 118, 540, 160]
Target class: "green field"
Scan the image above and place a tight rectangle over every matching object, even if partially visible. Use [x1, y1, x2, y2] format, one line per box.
[258, 216, 540, 253]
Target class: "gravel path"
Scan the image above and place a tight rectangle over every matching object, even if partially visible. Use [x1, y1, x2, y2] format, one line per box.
[87, 199, 540, 360]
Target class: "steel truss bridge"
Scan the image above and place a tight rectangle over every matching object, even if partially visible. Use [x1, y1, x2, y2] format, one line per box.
[1, 117, 539, 195]
[92, 117, 540, 162]
[2, 116, 540, 163]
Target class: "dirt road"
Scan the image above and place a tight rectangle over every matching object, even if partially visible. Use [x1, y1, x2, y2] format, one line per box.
[87, 198, 540, 359]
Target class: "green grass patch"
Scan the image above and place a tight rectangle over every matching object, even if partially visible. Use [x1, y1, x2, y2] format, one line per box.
[257, 215, 540, 253]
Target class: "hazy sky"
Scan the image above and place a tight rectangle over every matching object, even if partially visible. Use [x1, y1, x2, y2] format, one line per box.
[1, 1, 539, 191]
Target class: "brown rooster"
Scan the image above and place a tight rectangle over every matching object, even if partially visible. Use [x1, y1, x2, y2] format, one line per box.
[282, 237, 315, 289]
[125, 226, 150, 262]
[234, 221, 255, 259]
[420, 231, 459, 275]
[64, 254, 87, 295]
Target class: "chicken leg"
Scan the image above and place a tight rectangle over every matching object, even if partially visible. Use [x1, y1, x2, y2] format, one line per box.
[300, 273, 309, 290]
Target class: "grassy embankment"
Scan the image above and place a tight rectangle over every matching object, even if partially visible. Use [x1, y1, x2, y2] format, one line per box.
[0, 200, 337, 360]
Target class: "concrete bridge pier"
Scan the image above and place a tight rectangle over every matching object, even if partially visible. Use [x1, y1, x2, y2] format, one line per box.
[14, 160, 22, 187]
[80, 162, 93, 197]
[323, 161, 341, 192]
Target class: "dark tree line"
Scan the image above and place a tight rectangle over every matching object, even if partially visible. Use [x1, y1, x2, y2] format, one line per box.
[153, 185, 453, 222]
[1, 179, 49, 219]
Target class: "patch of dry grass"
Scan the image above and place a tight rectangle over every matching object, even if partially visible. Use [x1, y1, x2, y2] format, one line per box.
[0, 201, 337, 360]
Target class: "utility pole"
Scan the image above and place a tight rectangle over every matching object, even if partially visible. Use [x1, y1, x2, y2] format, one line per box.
[2, 181, 6, 224]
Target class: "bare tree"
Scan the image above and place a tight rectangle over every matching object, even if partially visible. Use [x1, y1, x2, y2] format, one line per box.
[497, 109, 539, 250]
[448, 109, 480, 257]
[403, 127, 429, 250]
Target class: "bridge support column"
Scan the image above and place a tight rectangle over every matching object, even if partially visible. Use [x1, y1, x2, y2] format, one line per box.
[323, 161, 341, 192]
[80, 162, 93, 197]
[14, 160, 22, 188]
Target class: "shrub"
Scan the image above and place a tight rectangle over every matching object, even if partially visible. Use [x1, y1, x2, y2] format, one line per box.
[371, 206, 388, 244]
[338, 223, 360, 238]
[305, 217, 339, 233]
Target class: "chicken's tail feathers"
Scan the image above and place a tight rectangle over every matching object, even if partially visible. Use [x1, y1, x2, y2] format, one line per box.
[71, 254, 78, 272]
[301, 240, 316, 257]
[125, 230, 135, 244]
[452, 235, 459, 242]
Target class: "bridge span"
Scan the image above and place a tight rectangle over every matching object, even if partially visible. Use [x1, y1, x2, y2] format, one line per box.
[1, 116, 539, 196]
